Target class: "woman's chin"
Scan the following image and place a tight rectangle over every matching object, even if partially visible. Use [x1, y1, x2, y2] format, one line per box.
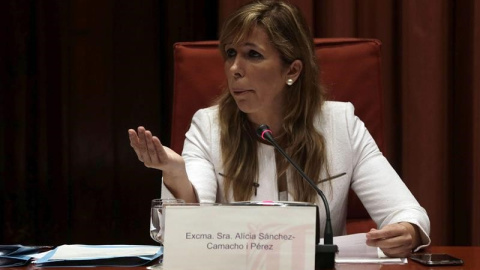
[234, 101, 255, 114]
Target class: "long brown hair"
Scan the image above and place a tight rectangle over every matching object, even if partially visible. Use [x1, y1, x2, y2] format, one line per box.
[217, 0, 328, 203]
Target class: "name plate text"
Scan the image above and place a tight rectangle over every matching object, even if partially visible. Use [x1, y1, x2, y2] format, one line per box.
[163, 204, 316, 270]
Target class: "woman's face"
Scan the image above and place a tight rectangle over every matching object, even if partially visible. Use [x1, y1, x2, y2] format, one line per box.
[224, 27, 290, 123]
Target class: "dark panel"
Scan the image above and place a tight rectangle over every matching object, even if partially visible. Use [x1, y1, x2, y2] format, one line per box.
[313, 0, 357, 37]
[111, 0, 163, 244]
[400, 0, 453, 245]
[67, 0, 164, 244]
[34, 0, 70, 245]
[452, 0, 475, 246]
[0, 0, 217, 245]
[1, 0, 41, 245]
[68, 0, 116, 244]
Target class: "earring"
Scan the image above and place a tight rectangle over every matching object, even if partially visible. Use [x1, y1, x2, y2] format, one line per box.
[286, 78, 294, 86]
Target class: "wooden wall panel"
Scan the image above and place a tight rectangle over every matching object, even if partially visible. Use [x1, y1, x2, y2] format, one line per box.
[474, 1, 480, 246]
[400, 0, 453, 245]
[453, 0, 480, 246]
[66, 0, 164, 244]
[68, 0, 116, 243]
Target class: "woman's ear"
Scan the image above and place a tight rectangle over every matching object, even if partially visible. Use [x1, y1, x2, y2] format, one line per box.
[286, 59, 303, 83]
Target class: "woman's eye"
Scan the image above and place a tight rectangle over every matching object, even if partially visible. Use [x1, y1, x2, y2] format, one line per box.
[226, 48, 236, 58]
[248, 50, 263, 59]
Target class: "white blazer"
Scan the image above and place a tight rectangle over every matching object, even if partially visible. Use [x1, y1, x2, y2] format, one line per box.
[162, 101, 431, 248]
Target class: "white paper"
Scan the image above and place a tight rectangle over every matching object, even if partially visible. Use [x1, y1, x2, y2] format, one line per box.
[325, 233, 406, 264]
[36, 245, 160, 261]
[30, 251, 51, 259]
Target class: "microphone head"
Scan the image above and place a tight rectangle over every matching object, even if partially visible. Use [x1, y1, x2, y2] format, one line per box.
[256, 124, 273, 141]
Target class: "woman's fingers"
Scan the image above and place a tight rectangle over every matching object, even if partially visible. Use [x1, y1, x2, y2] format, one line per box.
[128, 129, 145, 162]
[142, 130, 154, 165]
[366, 223, 415, 258]
[145, 131, 168, 168]
[128, 126, 172, 170]
[136, 127, 155, 166]
[381, 244, 411, 258]
[152, 135, 168, 162]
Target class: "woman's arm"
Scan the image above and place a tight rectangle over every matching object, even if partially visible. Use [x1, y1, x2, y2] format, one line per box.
[342, 102, 430, 257]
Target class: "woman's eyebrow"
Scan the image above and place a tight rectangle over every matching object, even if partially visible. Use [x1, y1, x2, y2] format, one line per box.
[243, 42, 257, 47]
[242, 42, 265, 52]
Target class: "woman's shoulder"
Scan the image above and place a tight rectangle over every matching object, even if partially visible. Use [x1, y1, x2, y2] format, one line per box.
[321, 101, 354, 115]
[316, 101, 359, 136]
[319, 101, 356, 124]
[187, 105, 220, 142]
[192, 105, 220, 122]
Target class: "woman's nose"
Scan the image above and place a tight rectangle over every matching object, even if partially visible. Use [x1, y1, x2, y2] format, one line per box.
[229, 57, 244, 79]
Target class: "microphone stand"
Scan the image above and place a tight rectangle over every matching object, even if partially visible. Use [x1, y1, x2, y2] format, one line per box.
[257, 125, 338, 269]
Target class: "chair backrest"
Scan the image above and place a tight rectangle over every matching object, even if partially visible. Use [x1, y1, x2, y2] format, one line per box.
[171, 38, 383, 233]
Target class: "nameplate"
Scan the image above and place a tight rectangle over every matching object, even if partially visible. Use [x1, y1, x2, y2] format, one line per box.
[163, 204, 316, 270]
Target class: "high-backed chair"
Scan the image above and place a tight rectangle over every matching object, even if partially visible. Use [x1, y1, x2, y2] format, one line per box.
[171, 38, 383, 234]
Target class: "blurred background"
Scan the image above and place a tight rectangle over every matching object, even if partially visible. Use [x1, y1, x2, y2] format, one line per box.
[1, 0, 479, 246]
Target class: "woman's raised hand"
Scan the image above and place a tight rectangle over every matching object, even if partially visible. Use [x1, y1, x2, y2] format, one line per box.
[128, 126, 197, 203]
[128, 126, 184, 176]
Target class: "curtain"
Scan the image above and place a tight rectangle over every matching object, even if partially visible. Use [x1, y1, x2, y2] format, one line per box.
[0, 0, 218, 245]
[0, 0, 166, 245]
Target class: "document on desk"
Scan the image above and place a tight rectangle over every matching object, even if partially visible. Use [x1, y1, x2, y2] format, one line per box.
[33, 245, 162, 267]
[326, 233, 407, 264]
[0, 245, 53, 267]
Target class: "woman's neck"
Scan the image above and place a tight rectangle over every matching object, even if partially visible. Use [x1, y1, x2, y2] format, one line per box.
[247, 113, 283, 136]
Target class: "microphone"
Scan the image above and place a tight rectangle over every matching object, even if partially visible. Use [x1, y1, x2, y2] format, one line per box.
[256, 124, 338, 269]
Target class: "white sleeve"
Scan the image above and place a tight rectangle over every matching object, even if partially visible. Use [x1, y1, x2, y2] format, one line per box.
[162, 108, 218, 203]
[345, 103, 431, 250]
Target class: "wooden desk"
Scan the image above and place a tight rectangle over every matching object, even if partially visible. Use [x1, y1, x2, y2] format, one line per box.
[335, 246, 480, 270]
[3, 246, 479, 270]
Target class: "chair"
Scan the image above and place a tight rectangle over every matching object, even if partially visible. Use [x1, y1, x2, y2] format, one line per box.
[171, 38, 383, 234]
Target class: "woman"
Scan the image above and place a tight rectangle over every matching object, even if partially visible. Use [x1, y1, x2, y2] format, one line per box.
[128, 0, 430, 257]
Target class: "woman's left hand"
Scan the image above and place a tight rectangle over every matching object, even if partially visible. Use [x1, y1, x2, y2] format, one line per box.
[366, 222, 421, 258]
